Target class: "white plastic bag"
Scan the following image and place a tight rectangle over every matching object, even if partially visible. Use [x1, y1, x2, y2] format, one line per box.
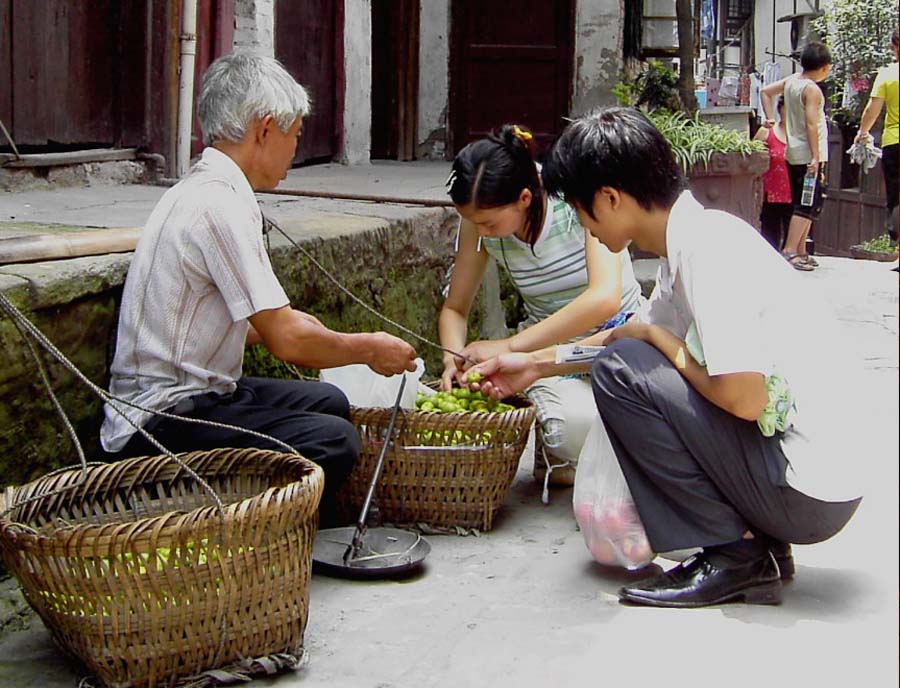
[319, 358, 424, 409]
[572, 414, 655, 570]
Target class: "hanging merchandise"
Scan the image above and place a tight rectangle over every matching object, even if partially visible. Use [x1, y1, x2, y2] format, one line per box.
[763, 61, 781, 87]
[701, 0, 716, 43]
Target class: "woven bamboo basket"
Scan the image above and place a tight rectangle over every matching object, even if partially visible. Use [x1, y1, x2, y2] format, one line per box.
[0, 448, 323, 688]
[339, 393, 535, 531]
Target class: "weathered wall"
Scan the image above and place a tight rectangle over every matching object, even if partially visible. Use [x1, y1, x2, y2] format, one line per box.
[416, 1, 451, 160]
[0, 161, 153, 193]
[340, 0, 373, 164]
[571, 0, 624, 116]
[233, 0, 275, 56]
[0, 207, 516, 487]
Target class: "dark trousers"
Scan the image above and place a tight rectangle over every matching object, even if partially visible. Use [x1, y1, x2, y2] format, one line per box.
[112, 377, 360, 524]
[759, 201, 793, 250]
[787, 162, 827, 222]
[590, 339, 860, 554]
[881, 144, 898, 240]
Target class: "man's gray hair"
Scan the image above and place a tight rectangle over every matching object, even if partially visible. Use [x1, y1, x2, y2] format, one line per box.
[197, 51, 311, 146]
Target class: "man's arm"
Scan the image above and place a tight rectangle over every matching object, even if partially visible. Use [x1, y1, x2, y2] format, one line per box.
[856, 97, 885, 142]
[249, 305, 416, 374]
[608, 322, 768, 421]
[760, 78, 787, 126]
[246, 322, 263, 347]
[469, 320, 767, 421]
[802, 83, 824, 170]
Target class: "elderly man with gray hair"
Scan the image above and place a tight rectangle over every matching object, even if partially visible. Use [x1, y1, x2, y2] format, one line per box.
[101, 52, 417, 521]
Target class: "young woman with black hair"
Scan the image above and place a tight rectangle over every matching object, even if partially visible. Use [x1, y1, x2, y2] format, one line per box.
[440, 124, 642, 493]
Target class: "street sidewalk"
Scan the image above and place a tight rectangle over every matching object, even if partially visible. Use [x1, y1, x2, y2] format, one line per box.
[0, 161, 454, 239]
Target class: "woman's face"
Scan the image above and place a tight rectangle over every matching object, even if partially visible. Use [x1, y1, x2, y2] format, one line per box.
[456, 189, 532, 238]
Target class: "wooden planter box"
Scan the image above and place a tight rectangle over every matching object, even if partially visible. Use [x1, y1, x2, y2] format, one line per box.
[849, 245, 898, 262]
[630, 151, 768, 260]
[686, 151, 769, 230]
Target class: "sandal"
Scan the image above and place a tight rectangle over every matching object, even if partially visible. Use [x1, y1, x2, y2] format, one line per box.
[800, 254, 819, 267]
[783, 252, 814, 271]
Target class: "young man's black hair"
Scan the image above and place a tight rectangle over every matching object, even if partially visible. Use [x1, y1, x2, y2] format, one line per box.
[541, 106, 685, 217]
[799, 42, 832, 71]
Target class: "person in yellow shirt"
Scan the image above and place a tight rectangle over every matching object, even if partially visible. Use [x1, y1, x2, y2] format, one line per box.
[856, 29, 899, 245]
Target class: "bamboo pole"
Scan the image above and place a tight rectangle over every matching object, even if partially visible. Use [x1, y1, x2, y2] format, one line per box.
[0, 228, 142, 266]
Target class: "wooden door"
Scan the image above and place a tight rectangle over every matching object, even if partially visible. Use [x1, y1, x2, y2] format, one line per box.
[275, 0, 341, 164]
[0, 0, 232, 164]
[0, 0, 146, 148]
[371, 0, 419, 160]
[449, 0, 575, 157]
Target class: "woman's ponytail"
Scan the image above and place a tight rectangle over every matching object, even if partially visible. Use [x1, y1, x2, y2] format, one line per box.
[447, 123, 546, 249]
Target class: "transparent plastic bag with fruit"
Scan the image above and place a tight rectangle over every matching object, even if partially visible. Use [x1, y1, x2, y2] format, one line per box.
[572, 414, 655, 570]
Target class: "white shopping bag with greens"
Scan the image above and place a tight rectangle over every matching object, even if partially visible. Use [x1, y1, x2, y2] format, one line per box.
[572, 414, 655, 569]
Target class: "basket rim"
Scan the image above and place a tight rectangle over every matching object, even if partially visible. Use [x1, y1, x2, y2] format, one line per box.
[350, 384, 534, 416]
[0, 448, 323, 549]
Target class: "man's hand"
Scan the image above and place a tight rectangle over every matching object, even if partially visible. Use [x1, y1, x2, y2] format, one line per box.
[603, 319, 652, 345]
[806, 158, 820, 175]
[366, 332, 417, 375]
[464, 352, 540, 400]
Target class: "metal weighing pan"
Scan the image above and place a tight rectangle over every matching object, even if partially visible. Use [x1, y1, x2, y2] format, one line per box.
[312, 525, 431, 578]
[313, 374, 432, 579]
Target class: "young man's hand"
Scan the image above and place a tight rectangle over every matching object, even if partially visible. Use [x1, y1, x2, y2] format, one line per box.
[603, 319, 652, 345]
[464, 352, 540, 400]
[366, 332, 418, 375]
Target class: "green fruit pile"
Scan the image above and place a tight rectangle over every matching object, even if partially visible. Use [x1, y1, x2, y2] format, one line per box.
[414, 387, 515, 414]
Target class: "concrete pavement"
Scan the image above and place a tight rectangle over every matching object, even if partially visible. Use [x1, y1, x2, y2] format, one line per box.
[0, 255, 896, 688]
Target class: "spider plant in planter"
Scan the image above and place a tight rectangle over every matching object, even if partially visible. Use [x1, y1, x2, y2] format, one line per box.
[616, 62, 769, 229]
[648, 109, 768, 229]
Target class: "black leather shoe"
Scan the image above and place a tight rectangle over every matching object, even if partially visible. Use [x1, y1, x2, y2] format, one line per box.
[770, 541, 794, 580]
[618, 551, 782, 608]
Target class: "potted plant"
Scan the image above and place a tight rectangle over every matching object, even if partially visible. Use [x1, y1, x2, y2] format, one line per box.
[649, 109, 768, 229]
[849, 234, 898, 262]
[615, 63, 768, 229]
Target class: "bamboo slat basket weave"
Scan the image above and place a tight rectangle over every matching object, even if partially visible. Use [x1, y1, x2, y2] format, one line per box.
[340, 394, 535, 531]
[0, 448, 323, 688]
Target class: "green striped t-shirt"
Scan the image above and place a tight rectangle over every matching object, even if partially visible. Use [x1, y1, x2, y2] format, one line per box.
[479, 198, 642, 327]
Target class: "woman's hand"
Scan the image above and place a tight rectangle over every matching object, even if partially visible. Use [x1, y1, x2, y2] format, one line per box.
[441, 357, 461, 391]
[464, 352, 540, 400]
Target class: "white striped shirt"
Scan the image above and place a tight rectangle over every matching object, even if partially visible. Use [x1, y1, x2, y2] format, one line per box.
[480, 198, 642, 326]
[100, 148, 289, 452]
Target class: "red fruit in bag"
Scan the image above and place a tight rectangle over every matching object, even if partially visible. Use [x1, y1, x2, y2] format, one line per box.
[588, 536, 618, 565]
[574, 502, 594, 530]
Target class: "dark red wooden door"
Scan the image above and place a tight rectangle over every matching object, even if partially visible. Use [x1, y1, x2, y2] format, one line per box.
[0, 0, 232, 160]
[371, 0, 419, 160]
[1, 0, 136, 148]
[449, 0, 575, 156]
[275, 0, 341, 164]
